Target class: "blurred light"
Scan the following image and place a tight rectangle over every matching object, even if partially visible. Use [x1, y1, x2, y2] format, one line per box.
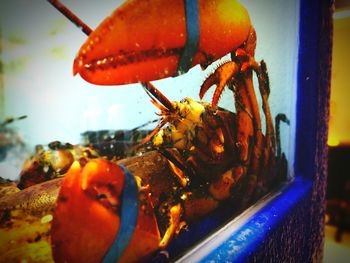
[334, 10, 350, 19]
[328, 137, 340, 147]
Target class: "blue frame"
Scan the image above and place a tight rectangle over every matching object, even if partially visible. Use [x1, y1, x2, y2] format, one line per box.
[176, 177, 313, 262]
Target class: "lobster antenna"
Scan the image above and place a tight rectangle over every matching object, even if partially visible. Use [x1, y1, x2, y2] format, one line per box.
[130, 119, 159, 131]
[0, 115, 27, 128]
[275, 113, 290, 158]
[47, 0, 92, 36]
[48, 0, 159, 104]
[47, 0, 170, 160]
[141, 82, 175, 112]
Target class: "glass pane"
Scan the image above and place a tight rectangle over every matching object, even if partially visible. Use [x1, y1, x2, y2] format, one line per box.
[0, 0, 300, 262]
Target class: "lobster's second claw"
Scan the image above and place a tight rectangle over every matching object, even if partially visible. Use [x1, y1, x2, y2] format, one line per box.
[51, 159, 161, 263]
[200, 61, 239, 107]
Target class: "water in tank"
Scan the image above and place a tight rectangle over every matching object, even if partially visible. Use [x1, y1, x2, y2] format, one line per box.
[0, 0, 300, 261]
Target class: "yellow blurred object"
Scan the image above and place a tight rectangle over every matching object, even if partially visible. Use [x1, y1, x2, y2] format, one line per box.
[328, 12, 350, 145]
[0, 211, 53, 262]
[328, 137, 340, 147]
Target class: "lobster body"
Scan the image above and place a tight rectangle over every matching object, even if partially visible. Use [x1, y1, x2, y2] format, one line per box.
[73, 0, 251, 85]
[0, 0, 290, 261]
[148, 96, 239, 185]
[2, 149, 214, 262]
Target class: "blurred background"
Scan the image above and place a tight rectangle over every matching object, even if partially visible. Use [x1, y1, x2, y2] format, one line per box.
[324, 0, 350, 262]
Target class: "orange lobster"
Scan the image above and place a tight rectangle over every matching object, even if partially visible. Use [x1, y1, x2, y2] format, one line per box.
[45, 0, 288, 262]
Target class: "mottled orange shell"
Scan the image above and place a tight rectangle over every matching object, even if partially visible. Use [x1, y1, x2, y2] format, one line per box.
[73, 0, 251, 85]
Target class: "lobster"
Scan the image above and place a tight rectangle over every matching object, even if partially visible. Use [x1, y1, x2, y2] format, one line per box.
[0, 0, 289, 262]
[0, 151, 186, 262]
[65, 0, 287, 196]
[17, 141, 99, 189]
[51, 0, 287, 194]
[136, 73, 288, 207]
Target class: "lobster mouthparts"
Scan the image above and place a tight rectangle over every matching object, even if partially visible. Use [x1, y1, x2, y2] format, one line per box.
[73, 0, 251, 85]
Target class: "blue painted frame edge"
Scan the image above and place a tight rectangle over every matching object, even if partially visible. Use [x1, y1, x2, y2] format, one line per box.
[294, 0, 321, 180]
[197, 177, 312, 262]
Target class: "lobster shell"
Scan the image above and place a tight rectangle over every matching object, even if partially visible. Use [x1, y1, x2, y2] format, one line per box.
[51, 159, 160, 263]
[73, 0, 251, 85]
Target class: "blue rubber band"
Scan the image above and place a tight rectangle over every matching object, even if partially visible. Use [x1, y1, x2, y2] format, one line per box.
[102, 165, 139, 263]
[175, 0, 200, 75]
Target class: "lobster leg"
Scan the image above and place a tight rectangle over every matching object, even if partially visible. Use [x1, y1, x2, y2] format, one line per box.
[228, 53, 270, 192]
[199, 28, 259, 168]
[242, 70, 263, 177]
[274, 113, 290, 183]
[199, 26, 277, 202]
[159, 203, 184, 249]
[240, 55, 277, 190]
[159, 148, 189, 188]
[200, 61, 258, 205]
[233, 76, 262, 203]
[200, 61, 254, 165]
[200, 61, 240, 107]
[254, 60, 275, 188]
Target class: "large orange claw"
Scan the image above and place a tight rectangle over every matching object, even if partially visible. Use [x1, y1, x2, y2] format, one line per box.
[73, 0, 251, 85]
[51, 159, 160, 263]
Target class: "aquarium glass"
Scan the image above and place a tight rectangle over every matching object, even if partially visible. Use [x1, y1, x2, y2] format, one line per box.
[0, 0, 299, 180]
[0, 1, 300, 261]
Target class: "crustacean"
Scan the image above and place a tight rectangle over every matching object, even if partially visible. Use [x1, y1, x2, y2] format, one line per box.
[18, 140, 98, 189]
[139, 82, 240, 191]
[0, 151, 185, 262]
[138, 80, 288, 203]
[50, 0, 288, 194]
[63, 0, 288, 195]
[18, 128, 151, 190]
[0, 0, 289, 262]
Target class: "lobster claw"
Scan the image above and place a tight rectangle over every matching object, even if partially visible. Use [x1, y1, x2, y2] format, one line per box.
[73, 0, 251, 85]
[51, 159, 160, 263]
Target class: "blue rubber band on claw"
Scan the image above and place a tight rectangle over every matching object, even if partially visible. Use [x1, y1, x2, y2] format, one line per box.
[175, 0, 200, 76]
[102, 165, 138, 263]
